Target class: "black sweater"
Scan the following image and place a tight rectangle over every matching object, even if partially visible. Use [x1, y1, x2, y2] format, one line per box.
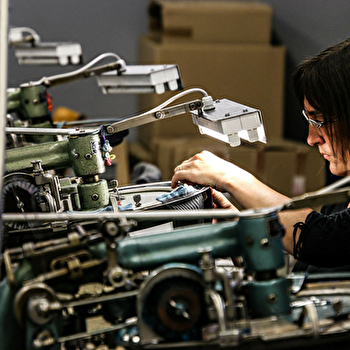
[292, 201, 350, 272]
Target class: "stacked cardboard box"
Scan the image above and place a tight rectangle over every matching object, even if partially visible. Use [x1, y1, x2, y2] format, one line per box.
[132, 0, 326, 194]
[147, 0, 273, 44]
[137, 0, 285, 145]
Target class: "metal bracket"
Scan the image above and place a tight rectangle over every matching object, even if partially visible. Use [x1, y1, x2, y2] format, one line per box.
[106, 99, 203, 134]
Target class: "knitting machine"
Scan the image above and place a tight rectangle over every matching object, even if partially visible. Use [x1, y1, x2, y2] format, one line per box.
[2, 198, 350, 350]
[3, 115, 350, 350]
[2, 53, 350, 349]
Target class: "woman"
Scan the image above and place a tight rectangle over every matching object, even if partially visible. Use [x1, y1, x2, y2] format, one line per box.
[171, 38, 350, 271]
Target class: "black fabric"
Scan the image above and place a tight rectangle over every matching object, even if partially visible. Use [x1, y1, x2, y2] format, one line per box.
[292, 201, 350, 272]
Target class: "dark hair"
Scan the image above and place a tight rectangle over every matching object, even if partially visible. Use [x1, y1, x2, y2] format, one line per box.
[293, 38, 350, 160]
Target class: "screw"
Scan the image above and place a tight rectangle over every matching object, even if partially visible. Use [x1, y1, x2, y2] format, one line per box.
[107, 125, 114, 133]
[91, 193, 99, 201]
[189, 102, 197, 110]
[155, 111, 165, 119]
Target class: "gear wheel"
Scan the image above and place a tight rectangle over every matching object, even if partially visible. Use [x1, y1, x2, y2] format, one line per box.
[3, 174, 40, 213]
[2, 173, 42, 229]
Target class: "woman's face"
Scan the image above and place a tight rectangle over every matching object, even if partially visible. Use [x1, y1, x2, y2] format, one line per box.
[304, 97, 350, 177]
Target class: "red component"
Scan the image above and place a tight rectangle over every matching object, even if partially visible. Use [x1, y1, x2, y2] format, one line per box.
[46, 94, 53, 112]
[105, 158, 112, 166]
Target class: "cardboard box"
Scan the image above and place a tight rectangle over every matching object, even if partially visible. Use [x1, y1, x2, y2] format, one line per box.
[148, 0, 274, 44]
[253, 140, 325, 196]
[137, 36, 286, 147]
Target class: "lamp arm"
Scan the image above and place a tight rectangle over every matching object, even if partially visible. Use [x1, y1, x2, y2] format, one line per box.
[105, 99, 203, 134]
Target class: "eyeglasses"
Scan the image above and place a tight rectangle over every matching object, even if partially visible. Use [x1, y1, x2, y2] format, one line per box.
[301, 109, 328, 130]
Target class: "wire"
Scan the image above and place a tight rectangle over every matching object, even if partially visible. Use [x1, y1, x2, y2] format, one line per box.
[34, 52, 123, 85]
[139, 87, 209, 116]
[9, 27, 40, 44]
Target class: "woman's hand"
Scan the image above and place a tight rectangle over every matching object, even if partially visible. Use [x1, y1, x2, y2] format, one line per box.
[171, 150, 239, 191]
[211, 188, 239, 211]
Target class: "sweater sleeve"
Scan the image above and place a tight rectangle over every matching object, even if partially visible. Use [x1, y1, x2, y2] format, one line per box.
[293, 205, 350, 268]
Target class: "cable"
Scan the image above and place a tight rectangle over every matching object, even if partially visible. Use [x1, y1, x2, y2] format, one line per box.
[139, 87, 209, 116]
[34, 52, 124, 86]
[8, 27, 40, 45]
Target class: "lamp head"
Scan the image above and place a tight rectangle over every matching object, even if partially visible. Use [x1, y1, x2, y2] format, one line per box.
[191, 98, 266, 147]
[96, 64, 183, 94]
[9, 27, 82, 66]
[14, 42, 83, 66]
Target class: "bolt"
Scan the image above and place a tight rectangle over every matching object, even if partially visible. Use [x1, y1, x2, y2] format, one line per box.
[268, 294, 278, 304]
[260, 238, 270, 248]
[104, 221, 119, 236]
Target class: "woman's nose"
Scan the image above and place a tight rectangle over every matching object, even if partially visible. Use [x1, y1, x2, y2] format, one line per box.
[306, 125, 324, 146]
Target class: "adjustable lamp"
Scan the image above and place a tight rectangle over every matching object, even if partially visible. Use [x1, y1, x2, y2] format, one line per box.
[24, 53, 182, 97]
[105, 89, 266, 147]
